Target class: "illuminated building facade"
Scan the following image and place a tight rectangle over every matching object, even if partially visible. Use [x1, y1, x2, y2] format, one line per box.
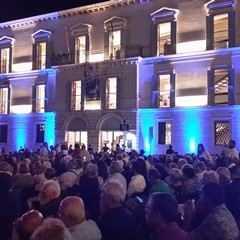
[0, 0, 239, 154]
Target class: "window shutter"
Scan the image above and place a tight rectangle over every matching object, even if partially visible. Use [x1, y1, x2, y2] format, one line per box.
[104, 32, 109, 60]
[86, 34, 90, 62]
[150, 24, 158, 57]
[67, 81, 72, 111]
[81, 80, 85, 111]
[32, 43, 37, 70]
[32, 85, 36, 112]
[228, 11, 235, 48]
[228, 68, 234, 105]
[152, 75, 159, 108]
[44, 84, 47, 112]
[206, 15, 213, 50]
[158, 122, 166, 145]
[7, 86, 10, 114]
[120, 29, 127, 58]
[208, 70, 214, 106]
[171, 21, 177, 54]
[101, 78, 106, 110]
[170, 74, 175, 108]
[116, 77, 120, 109]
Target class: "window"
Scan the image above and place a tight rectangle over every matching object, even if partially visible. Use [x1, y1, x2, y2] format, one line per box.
[206, 0, 235, 50]
[214, 69, 228, 105]
[0, 36, 14, 74]
[0, 125, 7, 143]
[36, 85, 46, 113]
[0, 87, 9, 114]
[213, 14, 228, 49]
[71, 80, 81, 111]
[76, 36, 87, 64]
[159, 75, 171, 107]
[36, 124, 45, 143]
[36, 42, 46, 70]
[70, 23, 91, 64]
[109, 30, 121, 59]
[104, 17, 127, 60]
[157, 22, 171, 55]
[1, 48, 10, 74]
[32, 30, 51, 70]
[214, 121, 230, 145]
[106, 77, 117, 109]
[150, 7, 178, 56]
[152, 72, 175, 108]
[208, 68, 234, 106]
[158, 122, 171, 145]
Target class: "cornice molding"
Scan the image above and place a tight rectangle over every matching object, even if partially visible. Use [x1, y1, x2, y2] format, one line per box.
[0, 0, 143, 29]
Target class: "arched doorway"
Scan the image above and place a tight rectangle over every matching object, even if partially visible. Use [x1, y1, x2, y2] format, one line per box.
[99, 116, 136, 152]
[65, 117, 88, 147]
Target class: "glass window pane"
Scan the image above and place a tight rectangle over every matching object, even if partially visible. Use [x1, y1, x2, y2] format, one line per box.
[157, 22, 171, 55]
[214, 13, 228, 49]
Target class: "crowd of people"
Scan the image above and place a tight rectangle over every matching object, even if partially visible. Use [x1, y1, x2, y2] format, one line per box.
[0, 140, 240, 240]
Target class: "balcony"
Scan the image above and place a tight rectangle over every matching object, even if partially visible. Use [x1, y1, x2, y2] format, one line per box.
[51, 44, 143, 66]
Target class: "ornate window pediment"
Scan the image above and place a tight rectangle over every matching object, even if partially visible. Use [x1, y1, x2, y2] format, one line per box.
[70, 23, 92, 36]
[104, 16, 127, 31]
[0, 36, 15, 47]
[150, 7, 178, 23]
[31, 29, 51, 43]
[205, 0, 235, 11]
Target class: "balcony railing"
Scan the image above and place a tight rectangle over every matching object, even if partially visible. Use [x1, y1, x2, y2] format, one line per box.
[51, 44, 143, 66]
[214, 30, 228, 49]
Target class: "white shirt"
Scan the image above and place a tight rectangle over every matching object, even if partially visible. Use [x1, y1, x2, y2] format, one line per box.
[68, 219, 102, 240]
[105, 173, 127, 198]
[228, 148, 239, 159]
[127, 174, 146, 197]
[58, 171, 78, 190]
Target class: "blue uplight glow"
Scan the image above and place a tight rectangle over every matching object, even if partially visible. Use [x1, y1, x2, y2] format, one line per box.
[7, 112, 55, 152]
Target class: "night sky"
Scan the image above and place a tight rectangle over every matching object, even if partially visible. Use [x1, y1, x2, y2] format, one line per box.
[0, 0, 105, 23]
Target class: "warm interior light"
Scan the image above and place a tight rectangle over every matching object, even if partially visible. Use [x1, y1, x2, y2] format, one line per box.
[11, 105, 32, 114]
[177, 40, 206, 54]
[85, 100, 101, 110]
[12, 63, 32, 72]
[176, 95, 207, 107]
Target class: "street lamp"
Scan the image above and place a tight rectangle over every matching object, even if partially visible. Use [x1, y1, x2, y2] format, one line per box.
[120, 120, 129, 147]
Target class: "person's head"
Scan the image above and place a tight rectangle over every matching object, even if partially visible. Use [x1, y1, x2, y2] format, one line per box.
[229, 140, 236, 149]
[182, 167, 196, 180]
[216, 167, 231, 184]
[0, 172, 12, 197]
[109, 161, 122, 175]
[229, 165, 240, 180]
[202, 170, 219, 184]
[131, 160, 142, 175]
[145, 192, 178, 229]
[194, 160, 206, 173]
[85, 163, 98, 178]
[39, 180, 61, 205]
[148, 168, 161, 185]
[44, 168, 56, 180]
[58, 196, 85, 228]
[66, 159, 77, 171]
[19, 162, 30, 174]
[197, 144, 205, 153]
[100, 180, 125, 215]
[30, 218, 72, 240]
[200, 182, 225, 209]
[15, 210, 43, 240]
[74, 143, 80, 149]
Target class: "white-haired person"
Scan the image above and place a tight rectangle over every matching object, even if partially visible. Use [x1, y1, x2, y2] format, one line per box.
[58, 196, 102, 240]
[38, 180, 62, 218]
[98, 180, 137, 240]
[30, 218, 72, 240]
